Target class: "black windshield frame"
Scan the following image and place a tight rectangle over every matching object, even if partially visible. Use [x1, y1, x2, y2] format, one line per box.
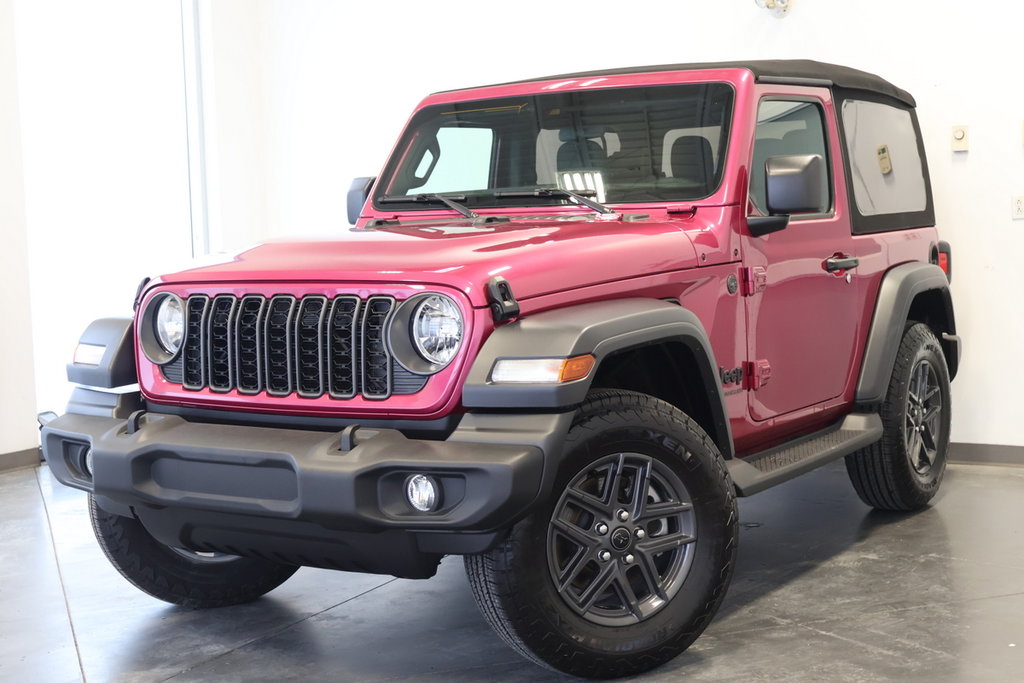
[373, 82, 735, 212]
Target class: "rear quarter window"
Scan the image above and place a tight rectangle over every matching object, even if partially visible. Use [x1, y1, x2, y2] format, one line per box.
[841, 99, 927, 216]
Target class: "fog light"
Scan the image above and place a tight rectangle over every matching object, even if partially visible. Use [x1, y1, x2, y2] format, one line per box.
[83, 448, 94, 477]
[405, 474, 439, 512]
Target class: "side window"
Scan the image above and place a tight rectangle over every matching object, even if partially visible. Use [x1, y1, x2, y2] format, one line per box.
[749, 100, 830, 215]
[841, 99, 926, 216]
[405, 127, 494, 195]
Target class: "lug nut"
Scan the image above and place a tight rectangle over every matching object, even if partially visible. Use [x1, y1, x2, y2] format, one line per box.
[616, 509, 630, 522]
[599, 550, 612, 562]
[623, 554, 635, 564]
[635, 528, 646, 540]
[595, 522, 609, 535]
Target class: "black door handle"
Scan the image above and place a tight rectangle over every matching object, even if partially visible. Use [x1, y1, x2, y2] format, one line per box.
[825, 256, 860, 272]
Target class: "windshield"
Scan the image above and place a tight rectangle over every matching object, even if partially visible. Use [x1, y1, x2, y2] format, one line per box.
[375, 82, 734, 211]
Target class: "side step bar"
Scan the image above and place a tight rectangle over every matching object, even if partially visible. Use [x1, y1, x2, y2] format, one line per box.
[727, 413, 882, 496]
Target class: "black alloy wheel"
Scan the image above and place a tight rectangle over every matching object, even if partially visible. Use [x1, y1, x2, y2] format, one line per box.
[547, 452, 697, 626]
[905, 357, 943, 475]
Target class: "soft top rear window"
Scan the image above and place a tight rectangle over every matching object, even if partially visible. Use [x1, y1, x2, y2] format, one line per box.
[842, 99, 927, 216]
[375, 83, 734, 210]
[834, 90, 934, 233]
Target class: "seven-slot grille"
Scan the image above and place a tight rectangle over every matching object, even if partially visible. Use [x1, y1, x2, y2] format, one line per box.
[162, 293, 427, 400]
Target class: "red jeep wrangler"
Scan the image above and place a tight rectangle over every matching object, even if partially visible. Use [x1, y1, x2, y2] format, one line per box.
[40, 60, 959, 678]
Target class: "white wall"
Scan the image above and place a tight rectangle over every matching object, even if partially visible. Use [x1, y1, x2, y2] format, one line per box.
[198, 0, 1022, 447]
[0, 0, 39, 457]
[15, 0, 194, 415]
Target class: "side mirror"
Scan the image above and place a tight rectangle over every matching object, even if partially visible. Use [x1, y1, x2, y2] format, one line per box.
[347, 176, 375, 225]
[748, 154, 826, 238]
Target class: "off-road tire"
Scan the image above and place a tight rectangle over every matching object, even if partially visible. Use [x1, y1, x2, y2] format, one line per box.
[464, 389, 738, 678]
[89, 496, 299, 608]
[845, 322, 951, 511]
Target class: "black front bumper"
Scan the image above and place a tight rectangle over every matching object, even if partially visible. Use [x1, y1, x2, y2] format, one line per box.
[41, 400, 570, 578]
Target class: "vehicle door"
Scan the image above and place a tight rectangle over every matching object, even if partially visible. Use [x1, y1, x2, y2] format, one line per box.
[745, 94, 860, 421]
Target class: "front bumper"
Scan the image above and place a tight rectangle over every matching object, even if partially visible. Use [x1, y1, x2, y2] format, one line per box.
[41, 400, 570, 578]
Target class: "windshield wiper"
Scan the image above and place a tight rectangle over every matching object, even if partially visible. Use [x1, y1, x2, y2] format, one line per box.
[494, 188, 615, 215]
[379, 193, 478, 219]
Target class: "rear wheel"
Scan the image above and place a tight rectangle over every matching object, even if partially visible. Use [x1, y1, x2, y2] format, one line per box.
[89, 496, 298, 608]
[845, 322, 951, 511]
[465, 390, 737, 678]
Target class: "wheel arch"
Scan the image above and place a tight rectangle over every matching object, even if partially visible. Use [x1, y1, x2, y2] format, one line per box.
[591, 341, 730, 458]
[856, 262, 960, 406]
[67, 317, 137, 388]
[462, 298, 734, 458]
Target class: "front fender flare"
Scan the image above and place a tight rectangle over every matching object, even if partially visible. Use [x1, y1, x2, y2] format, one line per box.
[66, 317, 136, 388]
[462, 298, 733, 458]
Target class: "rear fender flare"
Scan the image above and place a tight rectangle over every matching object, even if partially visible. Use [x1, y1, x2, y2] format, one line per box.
[856, 262, 959, 405]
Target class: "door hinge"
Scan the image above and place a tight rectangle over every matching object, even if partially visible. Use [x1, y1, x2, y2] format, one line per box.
[741, 266, 767, 296]
[743, 359, 772, 390]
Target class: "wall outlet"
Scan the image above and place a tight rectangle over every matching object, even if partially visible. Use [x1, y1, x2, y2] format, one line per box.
[1014, 196, 1024, 220]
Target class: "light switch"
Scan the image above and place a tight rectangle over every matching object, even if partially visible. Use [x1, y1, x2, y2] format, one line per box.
[952, 126, 969, 152]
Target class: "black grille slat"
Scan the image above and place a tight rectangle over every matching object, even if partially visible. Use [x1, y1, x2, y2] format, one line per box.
[361, 296, 395, 399]
[295, 296, 328, 397]
[235, 296, 266, 394]
[207, 295, 237, 392]
[182, 296, 210, 390]
[327, 296, 360, 398]
[167, 292, 420, 400]
[265, 296, 297, 396]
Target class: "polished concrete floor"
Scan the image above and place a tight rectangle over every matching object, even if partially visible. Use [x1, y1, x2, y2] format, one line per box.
[3, 460, 1023, 682]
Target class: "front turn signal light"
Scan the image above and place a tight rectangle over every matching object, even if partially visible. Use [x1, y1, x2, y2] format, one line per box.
[559, 355, 596, 382]
[491, 354, 596, 384]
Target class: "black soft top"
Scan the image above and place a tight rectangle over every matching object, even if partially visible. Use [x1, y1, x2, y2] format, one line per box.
[474, 59, 915, 108]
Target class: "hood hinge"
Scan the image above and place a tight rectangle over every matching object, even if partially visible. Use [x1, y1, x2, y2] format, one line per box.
[486, 276, 520, 323]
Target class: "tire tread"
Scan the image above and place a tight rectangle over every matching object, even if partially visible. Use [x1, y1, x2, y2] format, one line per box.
[90, 497, 298, 609]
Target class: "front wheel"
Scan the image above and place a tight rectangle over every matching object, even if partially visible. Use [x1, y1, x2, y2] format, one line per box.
[89, 496, 298, 608]
[465, 390, 737, 678]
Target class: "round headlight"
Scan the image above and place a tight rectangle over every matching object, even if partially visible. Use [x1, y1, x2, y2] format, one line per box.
[411, 295, 463, 367]
[155, 295, 185, 354]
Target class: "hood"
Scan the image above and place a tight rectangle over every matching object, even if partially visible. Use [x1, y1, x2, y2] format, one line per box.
[156, 214, 704, 307]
